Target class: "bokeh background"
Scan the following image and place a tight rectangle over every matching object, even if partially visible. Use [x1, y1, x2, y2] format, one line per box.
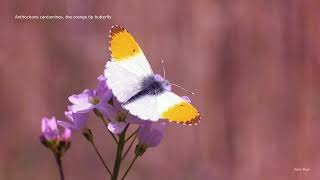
[1, 0, 320, 180]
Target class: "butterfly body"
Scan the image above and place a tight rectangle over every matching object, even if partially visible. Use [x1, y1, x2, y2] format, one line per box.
[105, 25, 200, 125]
[124, 74, 171, 105]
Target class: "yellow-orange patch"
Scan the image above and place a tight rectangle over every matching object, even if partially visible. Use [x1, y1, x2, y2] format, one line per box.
[109, 25, 141, 60]
[161, 102, 200, 124]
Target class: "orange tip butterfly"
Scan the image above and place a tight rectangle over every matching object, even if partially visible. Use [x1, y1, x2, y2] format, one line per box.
[104, 25, 201, 125]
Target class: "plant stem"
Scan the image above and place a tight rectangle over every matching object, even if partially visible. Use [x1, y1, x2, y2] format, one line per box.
[54, 154, 65, 180]
[111, 124, 129, 180]
[124, 128, 139, 143]
[121, 155, 138, 180]
[90, 141, 112, 176]
[122, 134, 137, 160]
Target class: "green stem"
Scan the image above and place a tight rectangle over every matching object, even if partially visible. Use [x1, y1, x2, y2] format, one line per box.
[121, 155, 138, 180]
[124, 128, 139, 143]
[111, 124, 129, 180]
[122, 134, 137, 160]
[54, 154, 65, 180]
[90, 141, 112, 176]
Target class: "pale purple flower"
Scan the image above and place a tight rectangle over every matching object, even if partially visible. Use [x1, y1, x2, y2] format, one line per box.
[57, 109, 88, 130]
[138, 122, 165, 148]
[108, 121, 127, 134]
[65, 75, 145, 135]
[64, 75, 112, 130]
[68, 75, 112, 115]
[41, 117, 72, 142]
[103, 97, 143, 134]
[41, 117, 60, 141]
[40, 117, 72, 155]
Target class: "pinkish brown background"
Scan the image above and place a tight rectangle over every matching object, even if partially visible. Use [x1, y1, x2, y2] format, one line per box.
[1, 0, 320, 180]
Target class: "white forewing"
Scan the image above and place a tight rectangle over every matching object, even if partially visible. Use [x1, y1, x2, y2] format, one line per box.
[105, 53, 153, 103]
[105, 61, 142, 103]
[111, 53, 153, 77]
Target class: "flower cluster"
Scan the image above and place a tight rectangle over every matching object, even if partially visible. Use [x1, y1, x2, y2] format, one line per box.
[56, 75, 165, 142]
[40, 74, 166, 180]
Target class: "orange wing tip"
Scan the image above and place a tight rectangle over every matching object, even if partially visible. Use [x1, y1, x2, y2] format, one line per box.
[167, 115, 201, 126]
[108, 25, 141, 60]
[161, 102, 201, 126]
[183, 115, 201, 126]
[110, 25, 126, 37]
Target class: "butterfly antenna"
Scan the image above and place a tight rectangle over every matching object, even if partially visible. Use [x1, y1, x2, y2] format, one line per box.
[161, 59, 166, 78]
[162, 59, 194, 95]
[171, 83, 195, 95]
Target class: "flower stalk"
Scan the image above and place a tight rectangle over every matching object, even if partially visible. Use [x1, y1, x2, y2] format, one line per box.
[82, 128, 112, 177]
[122, 133, 137, 161]
[111, 124, 129, 180]
[54, 154, 65, 180]
[121, 155, 138, 180]
[124, 128, 139, 143]
[91, 140, 112, 177]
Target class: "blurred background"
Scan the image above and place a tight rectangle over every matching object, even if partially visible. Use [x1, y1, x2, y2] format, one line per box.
[1, 0, 320, 180]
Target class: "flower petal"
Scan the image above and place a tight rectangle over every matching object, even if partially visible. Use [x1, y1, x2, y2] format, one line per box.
[113, 96, 123, 111]
[41, 117, 59, 141]
[138, 122, 165, 147]
[96, 103, 117, 121]
[63, 111, 88, 130]
[69, 103, 95, 113]
[108, 121, 127, 134]
[96, 75, 108, 98]
[127, 114, 145, 125]
[57, 120, 75, 129]
[100, 90, 113, 104]
[68, 93, 90, 105]
[62, 128, 72, 140]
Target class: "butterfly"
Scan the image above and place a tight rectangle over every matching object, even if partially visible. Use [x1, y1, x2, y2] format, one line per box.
[104, 25, 200, 125]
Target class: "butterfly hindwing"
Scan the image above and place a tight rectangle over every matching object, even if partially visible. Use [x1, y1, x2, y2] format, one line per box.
[157, 92, 200, 125]
[123, 95, 159, 121]
[123, 91, 200, 124]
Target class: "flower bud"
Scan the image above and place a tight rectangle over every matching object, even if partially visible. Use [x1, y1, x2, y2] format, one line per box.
[82, 128, 93, 142]
[135, 144, 147, 157]
[40, 117, 72, 156]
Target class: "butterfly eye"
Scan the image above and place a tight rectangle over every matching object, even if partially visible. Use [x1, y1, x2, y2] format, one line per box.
[133, 49, 136, 52]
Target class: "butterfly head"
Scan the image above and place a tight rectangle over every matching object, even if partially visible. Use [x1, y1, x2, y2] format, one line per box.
[154, 74, 171, 91]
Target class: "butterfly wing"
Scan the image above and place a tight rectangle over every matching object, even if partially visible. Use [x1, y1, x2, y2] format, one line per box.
[123, 95, 159, 121]
[123, 91, 200, 124]
[105, 25, 153, 103]
[157, 91, 200, 125]
[105, 25, 200, 124]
